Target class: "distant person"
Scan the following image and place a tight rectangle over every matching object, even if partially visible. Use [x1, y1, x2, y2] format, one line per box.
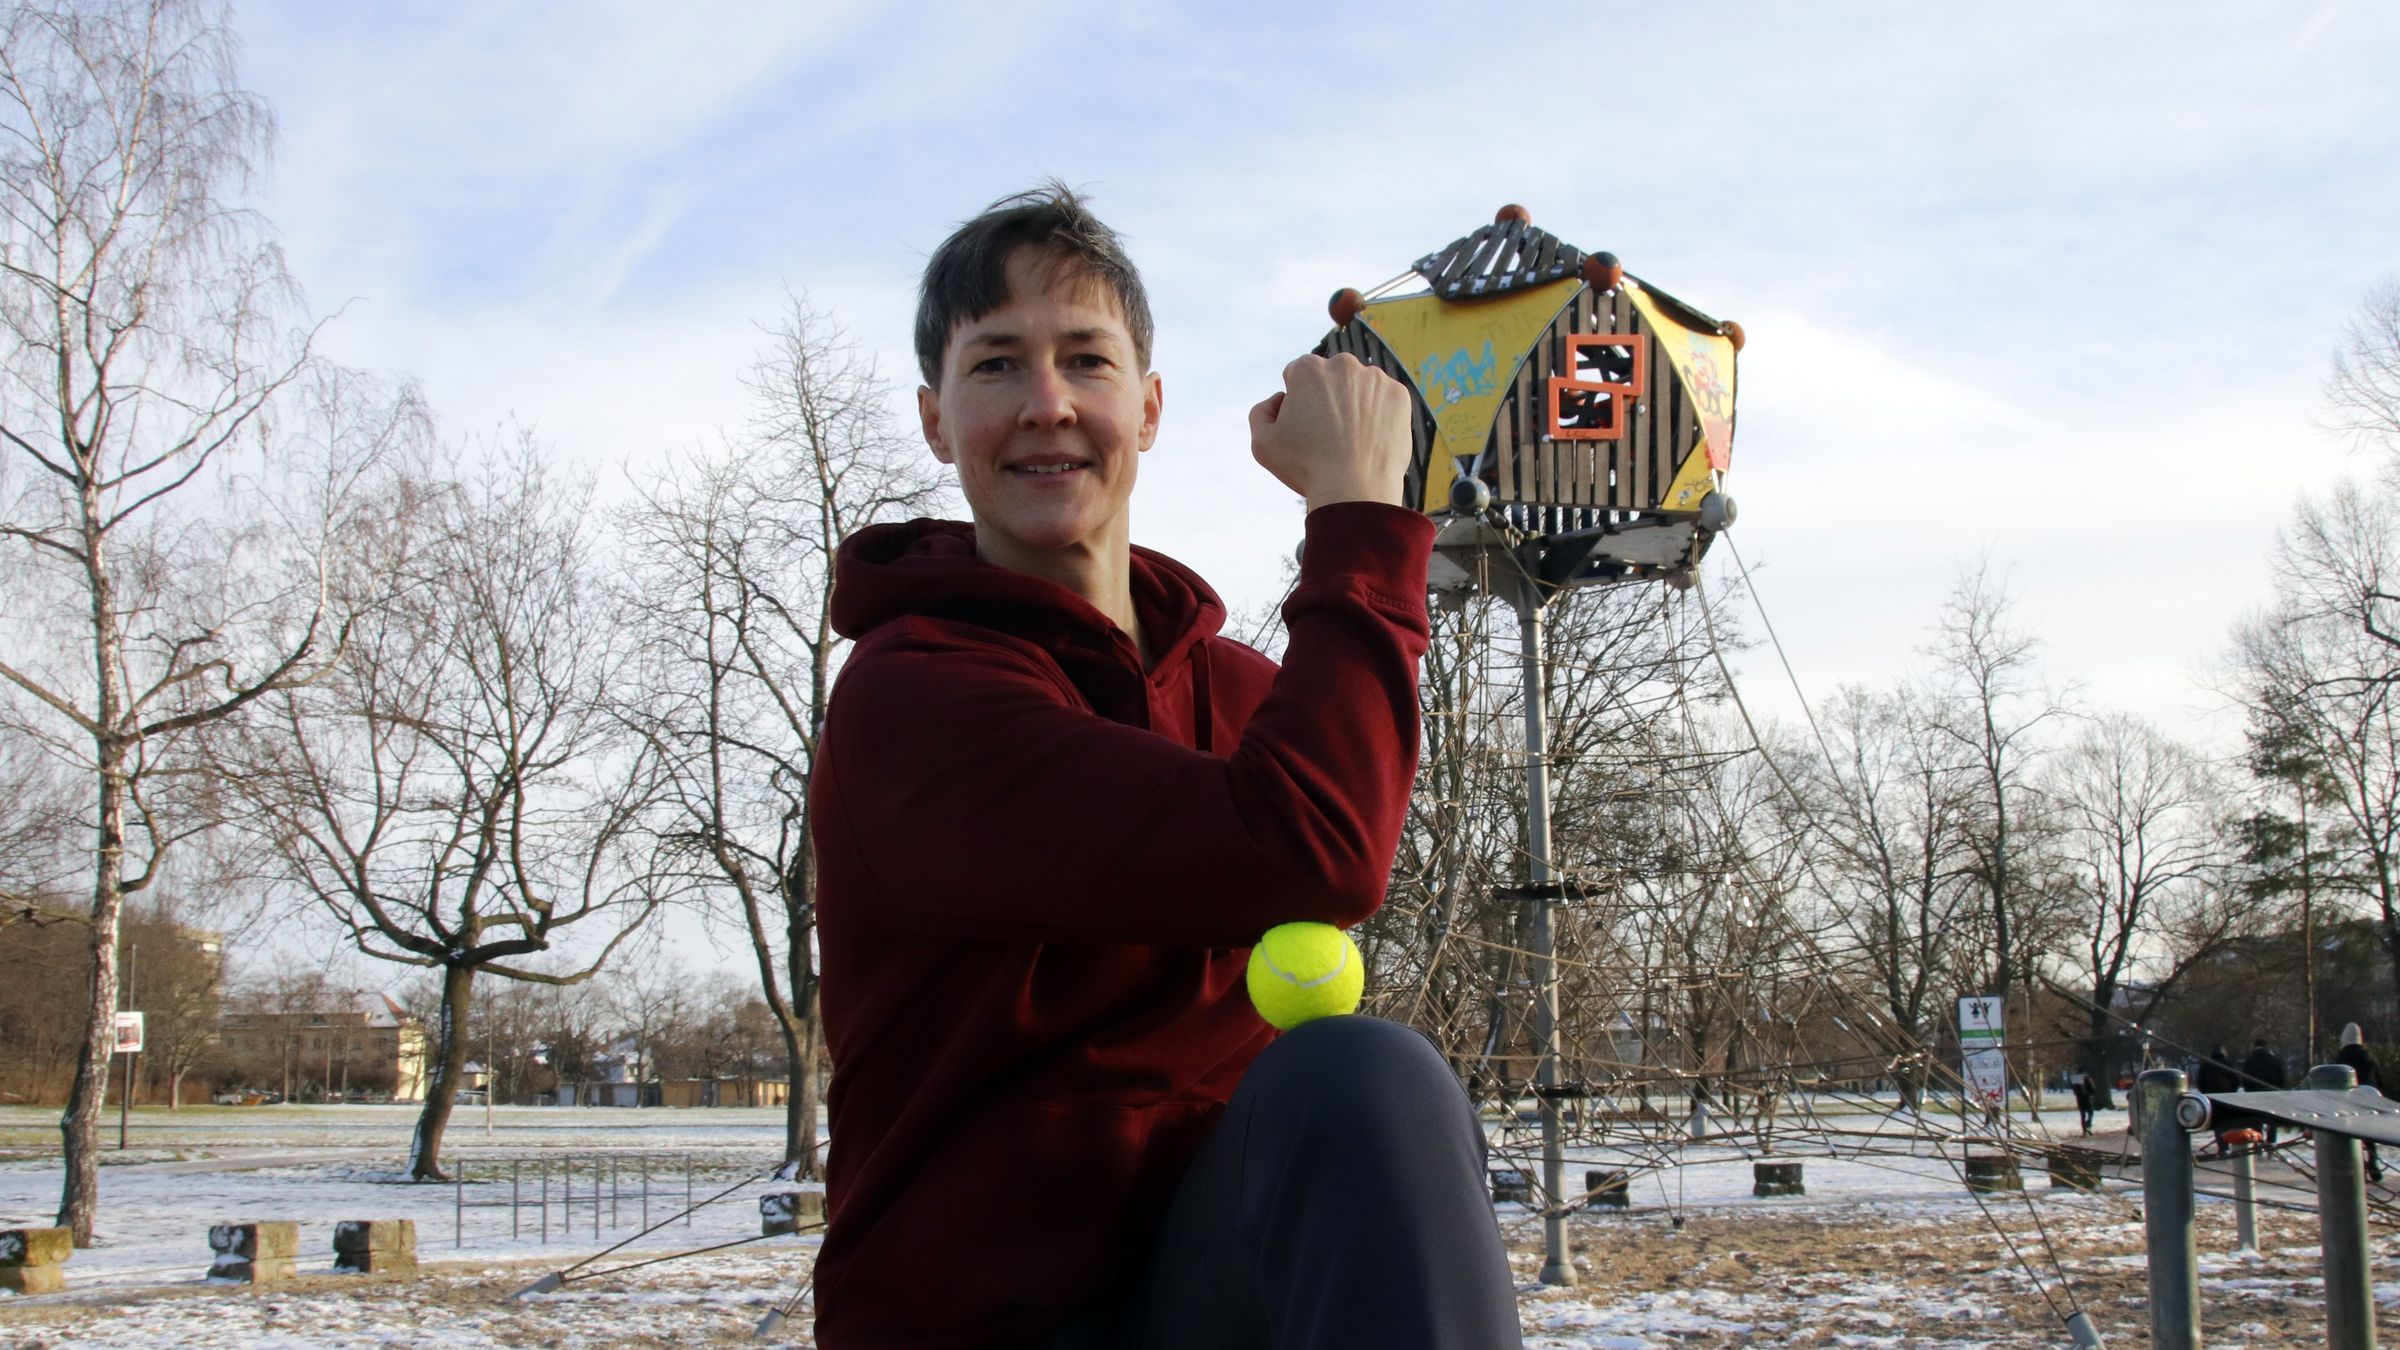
[2070, 1070, 2097, 1136]
[2335, 1022, 2384, 1184]
[2242, 1038, 2287, 1146]
[2195, 1047, 2241, 1155]
[2242, 1037, 2287, 1090]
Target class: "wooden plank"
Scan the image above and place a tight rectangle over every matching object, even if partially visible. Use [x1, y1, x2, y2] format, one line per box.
[1536, 310, 1571, 505]
[1523, 322, 1548, 506]
[1435, 226, 1491, 295]
[1578, 294, 1601, 505]
[1494, 382, 1516, 502]
[1459, 222, 1511, 296]
[1524, 232, 1554, 286]
[1622, 302, 1641, 506]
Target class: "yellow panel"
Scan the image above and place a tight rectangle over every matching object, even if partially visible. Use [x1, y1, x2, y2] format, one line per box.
[1658, 439, 1714, 513]
[1361, 279, 1583, 514]
[1625, 285, 1737, 473]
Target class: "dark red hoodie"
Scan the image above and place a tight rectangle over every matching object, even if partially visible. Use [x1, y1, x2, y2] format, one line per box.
[810, 503, 1434, 1349]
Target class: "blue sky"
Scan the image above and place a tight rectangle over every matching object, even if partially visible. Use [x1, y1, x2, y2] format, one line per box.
[234, 0, 2400, 750]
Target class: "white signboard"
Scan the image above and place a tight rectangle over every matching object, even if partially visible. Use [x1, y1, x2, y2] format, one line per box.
[1958, 996, 2005, 1107]
[112, 1010, 145, 1054]
[1963, 1049, 2008, 1106]
[1957, 996, 2004, 1045]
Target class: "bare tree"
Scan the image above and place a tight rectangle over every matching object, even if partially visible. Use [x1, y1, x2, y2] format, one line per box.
[600, 951, 696, 1097]
[0, 0, 386, 1242]
[223, 442, 669, 1178]
[1925, 562, 2066, 1011]
[1806, 683, 1985, 1106]
[2042, 713, 2238, 1104]
[2235, 554, 2400, 1014]
[619, 295, 943, 1174]
[2326, 278, 2400, 455]
[118, 898, 224, 1109]
[0, 729, 77, 925]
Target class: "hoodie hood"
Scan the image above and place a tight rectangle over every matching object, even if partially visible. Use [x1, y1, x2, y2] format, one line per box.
[830, 518, 1227, 670]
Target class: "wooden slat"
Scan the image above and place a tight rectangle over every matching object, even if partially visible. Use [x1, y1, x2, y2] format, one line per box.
[1529, 232, 1560, 286]
[1612, 290, 1633, 514]
[1634, 297, 1653, 510]
[1434, 226, 1491, 295]
[1527, 321, 1546, 507]
[1494, 383, 1516, 502]
[1570, 293, 1593, 505]
[1459, 222, 1511, 296]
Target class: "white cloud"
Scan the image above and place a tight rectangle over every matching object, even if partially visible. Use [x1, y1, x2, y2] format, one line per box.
[228, 0, 2400, 758]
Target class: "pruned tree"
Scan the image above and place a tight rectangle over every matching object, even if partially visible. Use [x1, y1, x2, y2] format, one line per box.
[618, 295, 944, 1174]
[0, 0, 384, 1242]
[223, 441, 670, 1178]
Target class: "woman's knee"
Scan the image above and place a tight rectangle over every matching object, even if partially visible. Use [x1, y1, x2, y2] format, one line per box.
[1240, 1016, 1470, 1131]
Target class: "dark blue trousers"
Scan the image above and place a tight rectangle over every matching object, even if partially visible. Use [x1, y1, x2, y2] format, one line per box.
[1048, 1016, 1526, 1350]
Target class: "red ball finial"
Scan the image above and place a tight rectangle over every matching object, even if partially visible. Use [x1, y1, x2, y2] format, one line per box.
[1494, 203, 1531, 226]
[1720, 320, 1746, 352]
[1580, 252, 1623, 292]
[1329, 288, 1365, 327]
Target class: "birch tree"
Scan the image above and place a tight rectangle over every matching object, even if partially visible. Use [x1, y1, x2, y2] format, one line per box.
[0, 0, 368, 1242]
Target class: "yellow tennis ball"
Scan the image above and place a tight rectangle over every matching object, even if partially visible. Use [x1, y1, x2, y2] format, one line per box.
[1246, 922, 1365, 1030]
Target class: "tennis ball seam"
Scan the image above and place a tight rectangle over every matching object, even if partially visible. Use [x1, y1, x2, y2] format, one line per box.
[1260, 944, 1350, 990]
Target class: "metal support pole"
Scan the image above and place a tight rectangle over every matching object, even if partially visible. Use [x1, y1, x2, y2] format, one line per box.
[513, 1158, 522, 1241]
[118, 944, 137, 1150]
[455, 1158, 464, 1249]
[2137, 1068, 2197, 1350]
[2231, 1145, 2256, 1254]
[1511, 581, 1573, 1288]
[2308, 1063, 2376, 1350]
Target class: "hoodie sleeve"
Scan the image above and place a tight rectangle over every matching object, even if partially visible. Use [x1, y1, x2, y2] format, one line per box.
[817, 502, 1434, 948]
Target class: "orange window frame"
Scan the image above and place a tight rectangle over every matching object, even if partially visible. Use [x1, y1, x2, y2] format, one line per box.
[1545, 334, 1647, 442]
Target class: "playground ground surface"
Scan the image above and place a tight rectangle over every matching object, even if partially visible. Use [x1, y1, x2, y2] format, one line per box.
[0, 1101, 2388, 1346]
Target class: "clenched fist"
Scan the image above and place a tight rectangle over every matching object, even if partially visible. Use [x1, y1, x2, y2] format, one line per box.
[1248, 353, 1411, 512]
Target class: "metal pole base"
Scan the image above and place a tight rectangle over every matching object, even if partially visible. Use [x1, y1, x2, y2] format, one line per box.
[2065, 1310, 2106, 1348]
[511, 1271, 563, 1300]
[754, 1308, 787, 1338]
[2137, 1068, 2198, 1350]
[2307, 1063, 2376, 1350]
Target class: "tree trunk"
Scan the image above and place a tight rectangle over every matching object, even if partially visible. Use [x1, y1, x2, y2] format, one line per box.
[794, 988, 821, 1177]
[407, 963, 474, 1181]
[57, 730, 128, 1247]
[2084, 1001, 2117, 1111]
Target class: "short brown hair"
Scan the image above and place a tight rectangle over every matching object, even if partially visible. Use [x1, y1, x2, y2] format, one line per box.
[914, 181, 1153, 387]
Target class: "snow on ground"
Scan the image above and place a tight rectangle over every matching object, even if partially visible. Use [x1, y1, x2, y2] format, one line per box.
[0, 1100, 2391, 1345]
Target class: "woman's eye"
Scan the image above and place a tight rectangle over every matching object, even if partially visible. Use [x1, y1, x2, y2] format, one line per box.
[972, 357, 1012, 375]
